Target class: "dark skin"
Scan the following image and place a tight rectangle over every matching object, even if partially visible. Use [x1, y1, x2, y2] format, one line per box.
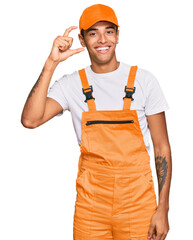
[146, 112, 171, 240]
[27, 67, 45, 99]
[79, 21, 171, 240]
[22, 22, 171, 240]
[78, 21, 119, 73]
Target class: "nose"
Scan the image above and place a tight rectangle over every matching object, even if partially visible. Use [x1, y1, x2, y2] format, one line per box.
[97, 33, 107, 44]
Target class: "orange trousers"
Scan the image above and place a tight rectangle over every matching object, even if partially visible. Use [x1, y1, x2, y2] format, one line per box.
[73, 66, 157, 240]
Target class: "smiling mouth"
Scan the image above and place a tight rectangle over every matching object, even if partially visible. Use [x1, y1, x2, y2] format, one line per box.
[95, 46, 111, 54]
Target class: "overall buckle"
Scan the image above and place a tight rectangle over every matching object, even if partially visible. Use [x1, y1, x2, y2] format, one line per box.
[123, 86, 136, 101]
[82, 85, 95, 103]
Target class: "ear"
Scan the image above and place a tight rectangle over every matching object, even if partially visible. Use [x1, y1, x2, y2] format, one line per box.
[78, 34, 86, 47]
[116, 29, 119, 44]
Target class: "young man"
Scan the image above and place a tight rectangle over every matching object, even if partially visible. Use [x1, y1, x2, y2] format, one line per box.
[21, 4, 171, 240]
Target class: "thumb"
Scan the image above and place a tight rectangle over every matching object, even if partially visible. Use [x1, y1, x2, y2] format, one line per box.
[69, 47, 85, 56]
[148, 223, 155, 239]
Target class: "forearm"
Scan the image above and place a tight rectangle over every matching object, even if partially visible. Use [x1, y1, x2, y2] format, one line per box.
[154, 144, 172, 211]
[21, 57, 58, 127]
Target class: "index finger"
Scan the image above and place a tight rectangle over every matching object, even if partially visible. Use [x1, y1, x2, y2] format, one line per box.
[63, 26, 78, 37]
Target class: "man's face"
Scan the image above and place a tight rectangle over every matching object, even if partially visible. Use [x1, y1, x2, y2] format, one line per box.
[78, 21, 119, 65]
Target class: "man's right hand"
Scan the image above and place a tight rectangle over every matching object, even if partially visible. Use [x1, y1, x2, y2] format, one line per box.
[48, 26, 85, 64]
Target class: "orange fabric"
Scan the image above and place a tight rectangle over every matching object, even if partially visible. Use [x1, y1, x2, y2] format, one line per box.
[123, 65, 138, 110]
[79, 69, 96, 112]
[73, 66, 157, 239]
[79, 4, 119, 33]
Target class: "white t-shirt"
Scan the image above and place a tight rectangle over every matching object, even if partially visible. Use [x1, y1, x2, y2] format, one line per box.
[47, 62, 169, 154]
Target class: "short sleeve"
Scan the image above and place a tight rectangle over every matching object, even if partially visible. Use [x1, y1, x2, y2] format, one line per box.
[47, 75, 69, 116]
[145, 71, 169, 116]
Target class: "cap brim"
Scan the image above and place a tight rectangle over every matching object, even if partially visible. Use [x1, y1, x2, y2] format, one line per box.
[81, 17, 119, 31]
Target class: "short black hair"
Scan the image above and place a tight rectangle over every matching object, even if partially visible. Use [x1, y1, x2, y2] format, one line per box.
[81, 23, 118, 39]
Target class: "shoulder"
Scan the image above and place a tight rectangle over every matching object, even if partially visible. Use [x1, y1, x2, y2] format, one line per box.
[120, 62, 157, 83]
[56, 69, 83, 88]
[60, 66, 91, 81]
[56, 66, 92, 93]
[136, 66, 158, 86]
[58, 70, 78, 82]
[120, 62, 158, 87]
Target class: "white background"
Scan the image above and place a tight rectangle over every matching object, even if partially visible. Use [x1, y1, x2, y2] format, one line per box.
[0, 0, 192, 239]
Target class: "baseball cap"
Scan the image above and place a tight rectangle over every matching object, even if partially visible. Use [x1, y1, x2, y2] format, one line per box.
[79, 4, 119, 33]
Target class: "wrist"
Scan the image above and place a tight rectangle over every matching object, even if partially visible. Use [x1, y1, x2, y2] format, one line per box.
[45, 57, 59, 71]
[157, 202, 169, 212]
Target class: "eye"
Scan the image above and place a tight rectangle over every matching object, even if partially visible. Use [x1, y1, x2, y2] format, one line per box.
[89, 32, 96, 36]
[107, 30, 114, 34]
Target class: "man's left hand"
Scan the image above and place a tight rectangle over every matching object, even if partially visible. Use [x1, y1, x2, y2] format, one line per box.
[148, 207, 170, 240]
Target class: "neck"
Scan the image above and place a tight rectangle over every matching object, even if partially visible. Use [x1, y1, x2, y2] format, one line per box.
[90, 56, 120, 73]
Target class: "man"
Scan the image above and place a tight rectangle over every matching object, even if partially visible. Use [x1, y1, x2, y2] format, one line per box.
[21, 4, 171, 240]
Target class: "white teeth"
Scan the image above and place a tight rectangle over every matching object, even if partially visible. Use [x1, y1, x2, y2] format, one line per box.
[96, 47, 110, 51]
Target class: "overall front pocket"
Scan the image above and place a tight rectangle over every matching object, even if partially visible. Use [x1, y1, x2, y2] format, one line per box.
[76, 168, 89, 183]
[140, 171, 154, 186]
[86, 120, 134, 126]
[83, 118, 138, 163]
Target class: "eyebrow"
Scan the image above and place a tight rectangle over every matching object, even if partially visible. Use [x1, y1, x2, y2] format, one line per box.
[86, 26, 115, 33]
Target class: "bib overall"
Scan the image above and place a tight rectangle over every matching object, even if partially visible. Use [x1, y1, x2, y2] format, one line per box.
[73, 66, 157, 240]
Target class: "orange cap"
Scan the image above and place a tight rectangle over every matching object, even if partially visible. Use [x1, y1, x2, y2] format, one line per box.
[79, 4, 119, 33]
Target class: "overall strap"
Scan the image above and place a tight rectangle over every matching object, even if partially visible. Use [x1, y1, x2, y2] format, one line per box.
[78, 68, 96, 112]
[123, 65, 138, 110]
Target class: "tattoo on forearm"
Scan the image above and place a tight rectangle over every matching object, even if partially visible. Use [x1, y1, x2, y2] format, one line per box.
[155, 154, 168, 194]
[27, 67, 45, 99]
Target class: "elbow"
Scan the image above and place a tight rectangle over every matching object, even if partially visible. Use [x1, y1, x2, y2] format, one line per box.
[21, 117, 38, 129]
[154, 143, 171, 155]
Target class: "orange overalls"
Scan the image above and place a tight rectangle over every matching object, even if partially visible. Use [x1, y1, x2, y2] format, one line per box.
[73, 66, 157, 240]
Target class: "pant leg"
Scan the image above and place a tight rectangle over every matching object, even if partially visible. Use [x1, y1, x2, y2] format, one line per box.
[112, 173, 157, 240]
[73, 169, 114, 239]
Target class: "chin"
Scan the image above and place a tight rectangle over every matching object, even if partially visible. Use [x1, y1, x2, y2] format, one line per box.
[92, 54, 115, 65]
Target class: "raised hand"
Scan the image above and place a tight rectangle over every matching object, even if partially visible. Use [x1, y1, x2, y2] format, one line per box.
[48, 26, 85, 63]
